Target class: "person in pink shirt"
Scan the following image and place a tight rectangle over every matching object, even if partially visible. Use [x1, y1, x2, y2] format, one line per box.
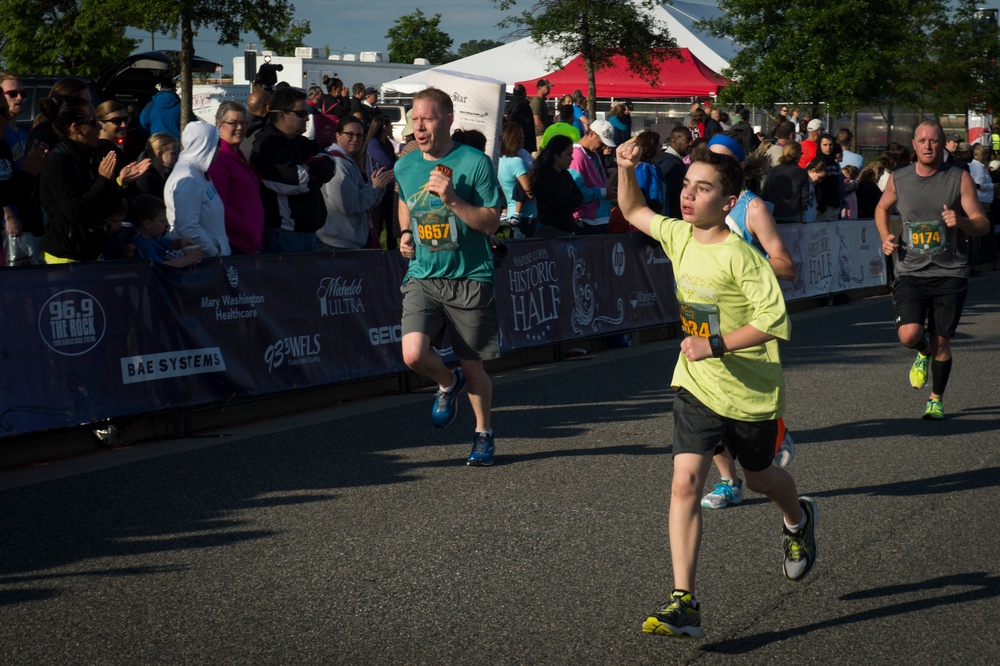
[208, 101, 264, 254]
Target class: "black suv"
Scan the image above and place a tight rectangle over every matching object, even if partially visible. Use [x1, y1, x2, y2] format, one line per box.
[14, 50, 220, 133]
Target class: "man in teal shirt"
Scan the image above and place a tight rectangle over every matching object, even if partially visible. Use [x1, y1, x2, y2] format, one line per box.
[397, 87, 502, 466]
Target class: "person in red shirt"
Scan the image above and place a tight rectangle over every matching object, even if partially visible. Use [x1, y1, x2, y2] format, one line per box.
[797, 118, 823, 167]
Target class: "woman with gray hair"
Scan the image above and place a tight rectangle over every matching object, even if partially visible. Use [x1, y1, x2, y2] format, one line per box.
[207, 100, 264, 254]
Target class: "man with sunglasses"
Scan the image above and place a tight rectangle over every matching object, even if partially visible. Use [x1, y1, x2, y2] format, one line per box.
[0, 72, 45, 264]
[250, 86, 334, 253]
[0, 73, 28, 167]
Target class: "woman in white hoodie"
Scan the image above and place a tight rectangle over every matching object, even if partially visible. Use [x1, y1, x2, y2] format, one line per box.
[165, 121, 229, 257]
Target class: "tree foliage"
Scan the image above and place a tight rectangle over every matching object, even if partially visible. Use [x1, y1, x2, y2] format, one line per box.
[496, 0, 676, 119]
[125, 0, 307, 128]
[700, 0, 1000, 117]
[0, 0, 138, 76]
[447, 39, 506, 62]
[385, 9, 453, 65]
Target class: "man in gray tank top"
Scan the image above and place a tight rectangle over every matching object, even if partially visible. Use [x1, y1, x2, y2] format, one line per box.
[874, 120, 989, 420]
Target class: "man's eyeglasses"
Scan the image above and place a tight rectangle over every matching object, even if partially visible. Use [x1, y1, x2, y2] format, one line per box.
[222, 120, 247, 128]
[285, 109, 310, 118]
[101, 117, 128, 126]
[339, 131, 364, 139]
[3, 90, 27, 99]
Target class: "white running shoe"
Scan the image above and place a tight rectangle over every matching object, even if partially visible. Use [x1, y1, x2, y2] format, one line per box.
[774, 432, 795, 469]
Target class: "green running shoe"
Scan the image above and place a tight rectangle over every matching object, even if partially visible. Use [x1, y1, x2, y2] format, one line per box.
[643, 591, 702, 637]
[923, 398, 944, 420]
[909, 352, 929, 389]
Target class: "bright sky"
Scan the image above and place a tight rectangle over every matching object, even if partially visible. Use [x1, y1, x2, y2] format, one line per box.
[126, 1, 518, 74]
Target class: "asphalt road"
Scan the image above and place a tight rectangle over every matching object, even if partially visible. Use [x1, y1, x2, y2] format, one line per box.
[2, 272, 999, 665]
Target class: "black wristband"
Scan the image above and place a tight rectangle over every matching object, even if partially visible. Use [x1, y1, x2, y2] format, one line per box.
[399, 229, 413, 237]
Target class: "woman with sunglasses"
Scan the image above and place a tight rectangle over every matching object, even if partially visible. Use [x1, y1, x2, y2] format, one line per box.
[208, 101, 264, 254]
[37, 96, 149, 263]
[316, 116, 394, 250]
[95, 100, 130, 178]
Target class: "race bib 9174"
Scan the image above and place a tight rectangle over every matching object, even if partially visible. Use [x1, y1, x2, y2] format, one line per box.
[907, 219, 946, 254]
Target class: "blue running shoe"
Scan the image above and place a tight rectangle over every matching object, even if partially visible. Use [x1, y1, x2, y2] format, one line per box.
[467, 431, 495, 466]
[431, 368, 465, 429]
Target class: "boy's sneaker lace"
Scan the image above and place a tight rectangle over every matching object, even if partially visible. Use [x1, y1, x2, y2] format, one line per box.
[782, 497, 818, 582]
[909, 351, 929, 389]
[923, 398, 944, 420]
[466, 431, 494, 466]
[642, 591, 702, 637]
[431, 368, 465, 429]
[700, 478, 743, 510]
[774, 432, 795, 469]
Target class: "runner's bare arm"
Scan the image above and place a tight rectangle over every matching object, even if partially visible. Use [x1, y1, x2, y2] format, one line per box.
[746, 198, 795, 280]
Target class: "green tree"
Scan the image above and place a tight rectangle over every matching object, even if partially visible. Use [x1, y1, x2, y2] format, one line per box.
[496, 0, 676, 119]
[0, 0, 138, 76]
[127, 0, 309, 128]
[446, 38, 506, 62]
[918, 0, 1000, 114]
[701, 0, 1000, 120]
[385, 9, 453, 65]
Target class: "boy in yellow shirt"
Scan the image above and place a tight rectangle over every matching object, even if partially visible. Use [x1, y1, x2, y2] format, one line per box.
[616, 142, 817, 638]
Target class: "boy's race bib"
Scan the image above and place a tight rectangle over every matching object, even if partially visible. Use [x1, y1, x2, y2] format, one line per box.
[907, 219, 946, 255]
[678, 301, 721, 339]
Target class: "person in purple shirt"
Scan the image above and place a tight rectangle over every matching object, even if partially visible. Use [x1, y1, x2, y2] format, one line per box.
[362, 115, 398, 249]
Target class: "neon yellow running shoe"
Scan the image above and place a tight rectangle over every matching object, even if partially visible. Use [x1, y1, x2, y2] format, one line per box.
[923, 398, 944, 420]
[909, 352, 929, 389]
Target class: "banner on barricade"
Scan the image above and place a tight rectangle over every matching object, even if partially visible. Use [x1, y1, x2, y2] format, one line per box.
[0, 236, 679, 437]
[777, 219, 886, 300]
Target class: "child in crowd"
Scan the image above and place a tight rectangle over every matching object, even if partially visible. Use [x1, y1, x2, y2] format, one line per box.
[615, 141, 817, 638]
[100, 199, 133, 261]
[804, 158, 827, 222]
[129, 194, 202, 267]
[841, 165, 859, 219]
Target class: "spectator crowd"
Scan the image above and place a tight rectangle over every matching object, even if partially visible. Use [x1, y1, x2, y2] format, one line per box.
[1, 68, 997, 268]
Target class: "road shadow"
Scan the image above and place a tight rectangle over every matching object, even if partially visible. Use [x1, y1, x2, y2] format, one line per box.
[700, 572, 1000, 654]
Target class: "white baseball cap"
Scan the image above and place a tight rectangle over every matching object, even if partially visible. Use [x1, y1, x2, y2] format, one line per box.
[589, 119, 616, 147]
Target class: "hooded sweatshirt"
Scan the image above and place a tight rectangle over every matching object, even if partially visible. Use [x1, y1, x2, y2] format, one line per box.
[165, 122, 228, 257]
[316, 143, 384, 249]
[139, 89, 181, 139]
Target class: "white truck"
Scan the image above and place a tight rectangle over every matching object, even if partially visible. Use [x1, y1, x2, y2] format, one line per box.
[191, 48, 431, 125]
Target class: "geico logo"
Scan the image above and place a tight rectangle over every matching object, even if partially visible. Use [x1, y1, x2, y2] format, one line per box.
[369, 325, 402, 345]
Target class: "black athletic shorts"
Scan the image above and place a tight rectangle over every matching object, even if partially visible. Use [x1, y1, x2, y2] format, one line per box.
[892, 275, 968, 338]
[671, 388, 778, 473]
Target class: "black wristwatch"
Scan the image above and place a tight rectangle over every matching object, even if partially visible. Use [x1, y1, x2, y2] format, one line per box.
[708, 334, 725, 358]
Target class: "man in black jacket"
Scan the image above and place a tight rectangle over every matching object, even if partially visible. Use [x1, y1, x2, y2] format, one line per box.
[250, 87, 335, 253]
[504, 84, 535, 153]
[652, 125, 692, 219]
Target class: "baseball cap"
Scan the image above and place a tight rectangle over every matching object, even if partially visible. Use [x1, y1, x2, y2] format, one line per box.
[402, 109, 413, 137]
[807, 119, 823, 132]
[946, 133, 961, 143]
[364, 86, 378, 96]
[537, 78, 551, 88]
[958, 141, 972, 151]
[990, 160, 1000, 170]
[589, 119, 616, 148]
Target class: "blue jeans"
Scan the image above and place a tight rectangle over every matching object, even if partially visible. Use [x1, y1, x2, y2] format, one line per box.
[264, 228, 318, 254]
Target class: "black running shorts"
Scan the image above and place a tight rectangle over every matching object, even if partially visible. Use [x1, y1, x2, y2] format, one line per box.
[892, 275, 968, 338]
[671, 388, 778, 473]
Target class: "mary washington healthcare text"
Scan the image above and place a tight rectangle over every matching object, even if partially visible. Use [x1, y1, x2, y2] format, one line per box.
[200, 294, 265, 321]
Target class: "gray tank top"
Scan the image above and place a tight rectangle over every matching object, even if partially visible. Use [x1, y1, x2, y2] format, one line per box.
[892, 162, 968, 278]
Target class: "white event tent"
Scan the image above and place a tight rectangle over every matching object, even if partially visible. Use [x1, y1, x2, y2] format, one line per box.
[381, 1, 737, 98]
